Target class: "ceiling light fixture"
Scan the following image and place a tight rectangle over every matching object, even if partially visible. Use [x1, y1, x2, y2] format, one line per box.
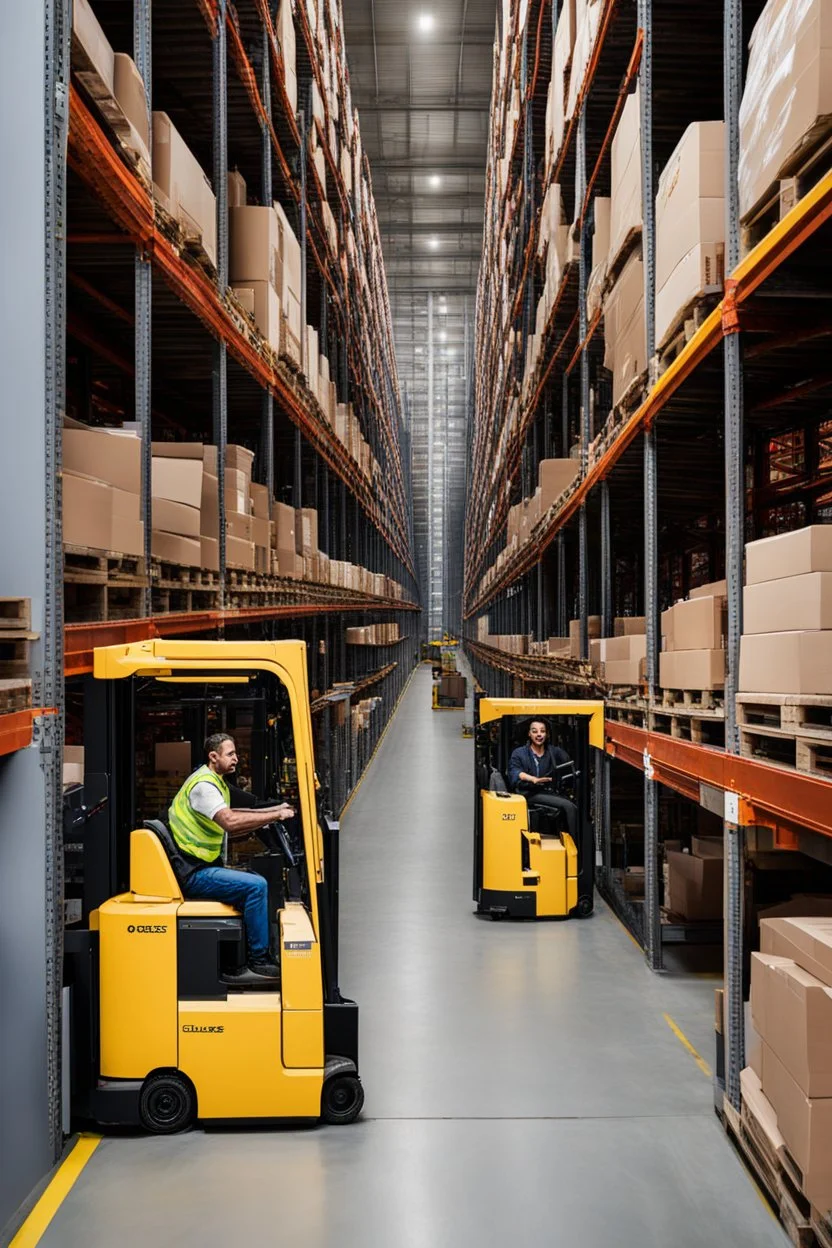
[428, 237, 440, 250]
[429, 174, 442, 188]
[439, 331, 447, 342]
[417, 12, 435, 33]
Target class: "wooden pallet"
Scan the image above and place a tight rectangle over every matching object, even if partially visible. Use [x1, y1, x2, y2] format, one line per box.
[153, 199, 217, 284]
[654, 292, 721, 377]
[70, 39, 151, 190]
[64, 546, 147, 585]
[649, 704, 726, 747]
[0, 679, 32, 714]
[0, 599, 31, 631]
[739, 725, 832, 780]
[741, 125, 832, 253]
[152, 560, 220, 592]
[660, 686, 724, 713]
[604, 227, 642, 293]
[615, 369, 649, 419]
[0, 635, 37, 680]
[64, 545, 149, 623]
[723, 1098, 815, 1248]
[737, 693, 832, 737]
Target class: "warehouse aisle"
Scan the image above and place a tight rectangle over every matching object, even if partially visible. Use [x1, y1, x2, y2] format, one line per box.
[39, 665, 785, 1247]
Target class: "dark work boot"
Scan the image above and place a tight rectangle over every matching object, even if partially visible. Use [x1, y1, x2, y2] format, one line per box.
[248, 956, 280, 980]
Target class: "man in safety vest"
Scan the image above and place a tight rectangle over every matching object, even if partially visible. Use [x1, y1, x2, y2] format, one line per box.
[168, 732, 295, 981]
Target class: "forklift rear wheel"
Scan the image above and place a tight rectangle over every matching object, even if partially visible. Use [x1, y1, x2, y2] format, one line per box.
[321, 1074, 364, 1125]
[576, 896, 594, 918]
[139, 1072, 196, 1134]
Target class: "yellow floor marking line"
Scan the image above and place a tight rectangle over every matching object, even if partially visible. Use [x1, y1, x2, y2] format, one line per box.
[663, 1013, 712, 1079]
[10, 1134, 101, 1247]
[340, 665, 419, 821]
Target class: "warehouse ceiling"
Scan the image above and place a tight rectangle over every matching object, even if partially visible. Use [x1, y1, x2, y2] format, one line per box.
[341, 0, 495, 636]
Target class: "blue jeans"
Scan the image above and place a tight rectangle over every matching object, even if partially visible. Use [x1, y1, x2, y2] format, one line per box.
[183, 867, 270, 959]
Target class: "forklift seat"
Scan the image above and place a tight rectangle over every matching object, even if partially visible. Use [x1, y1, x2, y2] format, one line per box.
[131, 823, 238, 917]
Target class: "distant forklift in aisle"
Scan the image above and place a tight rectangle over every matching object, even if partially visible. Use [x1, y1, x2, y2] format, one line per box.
[65, 639, 363, 1134]
[473, 697, 605, 919]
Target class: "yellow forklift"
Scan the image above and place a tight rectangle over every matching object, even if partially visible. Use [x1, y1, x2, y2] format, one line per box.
[473, 697, 605, 920]
[65, 639, 363, 1132]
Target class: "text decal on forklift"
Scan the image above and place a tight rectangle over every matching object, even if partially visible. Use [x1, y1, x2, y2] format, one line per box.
[285, 940, 313, 951]
[182, 1025, 225, 1034]
[127, 924, 167, 934]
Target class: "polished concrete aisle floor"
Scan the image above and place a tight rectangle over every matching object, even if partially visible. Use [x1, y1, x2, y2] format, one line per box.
[40, 666, 786, 1247]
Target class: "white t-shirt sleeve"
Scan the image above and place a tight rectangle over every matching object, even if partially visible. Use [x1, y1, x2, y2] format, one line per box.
[189, 781, 228, 821]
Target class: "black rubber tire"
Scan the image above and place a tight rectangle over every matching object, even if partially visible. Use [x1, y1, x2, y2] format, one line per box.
[321, 1074, 364, 1125]
[139, 1072, 196, 1134]
[576, 895, 594, 918]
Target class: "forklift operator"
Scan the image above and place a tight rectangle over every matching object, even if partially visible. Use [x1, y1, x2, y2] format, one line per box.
[168, 733, 295, 981]
[507, 718, 578, 841]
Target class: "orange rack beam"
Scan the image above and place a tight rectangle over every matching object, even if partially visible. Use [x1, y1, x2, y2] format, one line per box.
[0, 709, 38, 758]
[64, 597, 419, 678]
[606, 719, 832, 845]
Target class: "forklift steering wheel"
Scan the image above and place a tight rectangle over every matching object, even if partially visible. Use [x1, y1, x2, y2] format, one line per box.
[258, 821, 303, 866]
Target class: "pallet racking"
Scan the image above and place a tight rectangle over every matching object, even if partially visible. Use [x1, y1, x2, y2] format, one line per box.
[464, 0, 832, 1134]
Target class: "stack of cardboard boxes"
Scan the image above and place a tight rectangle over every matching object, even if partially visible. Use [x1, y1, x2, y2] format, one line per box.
[655, 121, 725, 350]
[591, 618, 647, 685]
[345, 623, 401, 645]
[545, 0, 575, 180]
[740, 526, 832, 694]
[153, 112, 217, 269]
[586, 197, 611, 319]
[151, 445, 212, 568]
[276, 0, 298, 114]
[665, 836, 724, 921]
[72, 0, 150, 177]
[272, 502, 301, 580]
[739, 0, 832, 222]
[566, 0, 602, 121]
[748, 916, 832, 1215]
[660, 580, 727, 691]
[63, 420, 144, 557]
[569, 615, 601, 660]
[229, 202, 302, 364]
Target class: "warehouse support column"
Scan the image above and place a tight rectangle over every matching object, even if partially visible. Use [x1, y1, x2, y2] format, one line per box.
[213, 2, 228, 600]
[259, 21, 274, 501]
[639, 0, 661, 970]
[599, 478, 613, 885]
[723, 0, 745, 1109]
[0, 1, 68, 1229]
[135, 0, 152, 614]
[577, 107, 589, 662]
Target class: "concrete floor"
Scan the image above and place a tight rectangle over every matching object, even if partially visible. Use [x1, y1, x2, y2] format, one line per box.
[41, 665, 786, 1247]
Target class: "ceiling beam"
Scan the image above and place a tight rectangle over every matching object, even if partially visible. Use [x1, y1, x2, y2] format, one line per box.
[358, 156, 487, 171]
[357, 96, 490, 112]
[380, 221, 484, 236]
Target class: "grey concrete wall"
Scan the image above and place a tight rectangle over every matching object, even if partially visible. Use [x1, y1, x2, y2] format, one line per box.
[0, 0, 54, 1232]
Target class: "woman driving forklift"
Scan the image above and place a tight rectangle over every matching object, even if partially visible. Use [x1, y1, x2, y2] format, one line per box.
[507, 718, 578, 842]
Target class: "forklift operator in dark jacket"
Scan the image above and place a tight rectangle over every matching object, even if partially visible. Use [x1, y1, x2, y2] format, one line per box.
[508, 718, 578, 841]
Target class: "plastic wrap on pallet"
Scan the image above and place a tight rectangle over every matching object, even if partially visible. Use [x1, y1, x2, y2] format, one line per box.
[739, 0, 832, 220]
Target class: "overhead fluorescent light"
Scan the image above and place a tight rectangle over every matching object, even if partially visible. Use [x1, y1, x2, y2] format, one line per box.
[428, 237, 440, 250]
[417, 12, 435, 33]
[429, 174, 442, 188]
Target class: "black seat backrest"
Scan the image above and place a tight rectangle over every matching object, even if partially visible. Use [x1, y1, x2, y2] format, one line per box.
[142, 818, 195, 885]
[488, 768, 508, 792]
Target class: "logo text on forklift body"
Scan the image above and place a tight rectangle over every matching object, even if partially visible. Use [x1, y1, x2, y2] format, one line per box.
[127, 924, 167, 934]
[285, 940, 313, 952]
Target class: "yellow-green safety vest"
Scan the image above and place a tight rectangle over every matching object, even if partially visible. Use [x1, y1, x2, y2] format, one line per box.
[168, 766, 230, 864]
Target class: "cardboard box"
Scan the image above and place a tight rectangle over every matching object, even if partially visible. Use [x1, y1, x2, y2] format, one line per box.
[226, 536, 255, 571]
[152, 457, 203, 510]
[609, 83, 642, 271]
[227, 511, 253, 542]
[744, 571, 832, 634]
[603, 250, 645, 407]
[660, 648, 725, 690]
[152, 497, 201, 539]
[272, 502, 296, 554]
[151, 530, 201, 566]
[666, 850, 723, 921]
[539, 458, 580, 509]
[225, 468, 249, 516]
[296, 508, 318, 557]
[113, 53, 149, 146]
[110, 516, 144, 557]
[225, 445, 255, 476]
[746, 526, 832, 587]
[668, 595, 726, 651]
[752, 953, 832, 1097]
[599, 634, 647, 664]
[614, 616, 646, 637]
[761, 917, 832, 988]
[231, 281, 280, 352]
[201, 472, 218, 539]
[151, 442, 217, 473]
[569, 616, 602, 658]
[229, 206, 281, 288]
[152, 112, 217, 269]
[740, 1067, 785, 1154]
[689, 579, 727, 600]
[740, 631, 832, 694]
[228, 169, 246, 208]
[604, 658, 646, 686]
[72, 0, 115, 94]
[739, 0, 832, 219]
[200, 536, 219, 572]
[155, 741, 192, 775]
[250, 482, 271, 520]
[655, 121, 725, 349]
[761, 1041, 832, 1212]
[252, 516, 270, 550]
[64, 424, 141, 494]
[63, 471, 113, 551]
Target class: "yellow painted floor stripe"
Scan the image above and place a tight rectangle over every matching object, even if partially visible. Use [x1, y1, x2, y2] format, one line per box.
[663, 1013, 713, 1079]
[340, 665, 419, 821]
[10, 1134, 101, 1247]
